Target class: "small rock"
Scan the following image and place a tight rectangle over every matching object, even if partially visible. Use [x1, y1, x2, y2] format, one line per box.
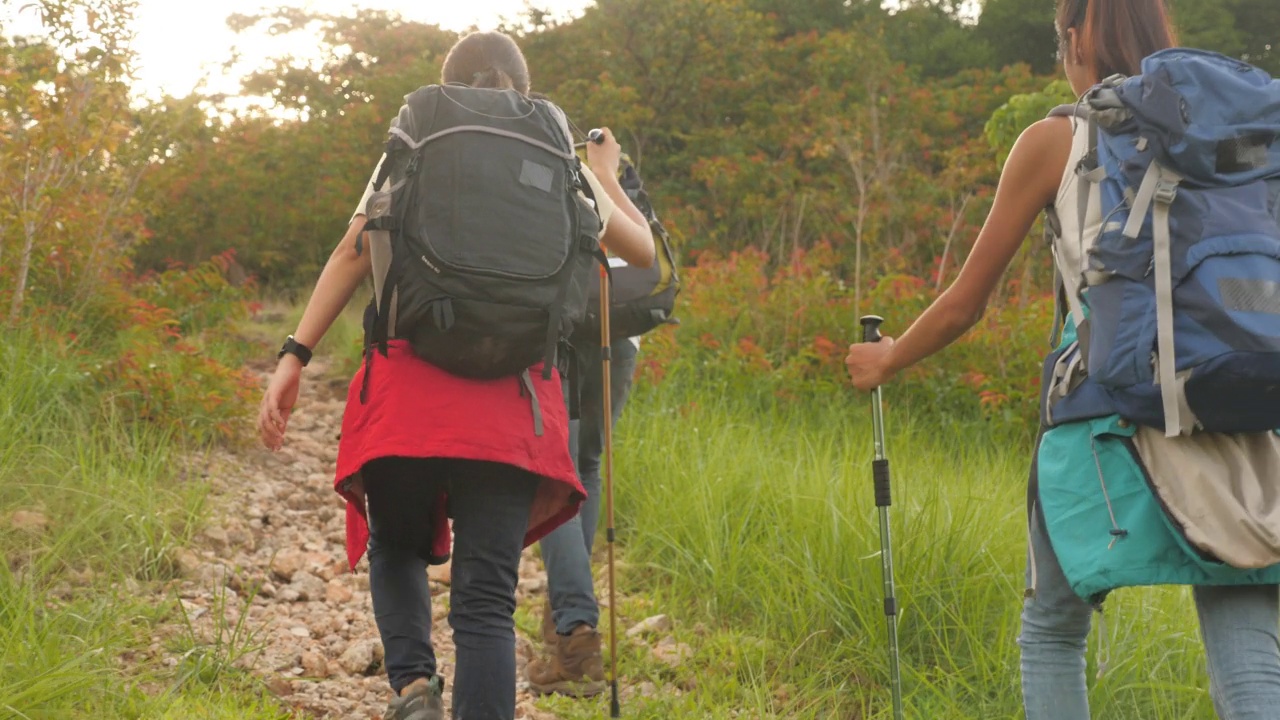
[266, 676, 293, 696]
[8, 510, 48, 534]
[515, 699, 557, 720]
[195, 562, 229, 587]
[225, 522, 253, 549]
[300, 651, 328, 677]
[290, 626, 311, 638]
[291, 571, 326, 601]
[271, 549, 305, 582]
[626, 614, 673, 638]
[202, 525, 230, 549]
[179, 599, 208, 621]
[68, 566, 95, 587]
[427, 559, 452, 585]
[651, 636, 692, 667]
[326, 579, 353, 604]
[170, 548, 203, 578]
[339, 639, 384, 676]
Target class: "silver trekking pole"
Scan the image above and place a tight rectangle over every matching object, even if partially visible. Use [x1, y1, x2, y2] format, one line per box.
[586, 127, 623, 717]
[860, 315, 904, 720]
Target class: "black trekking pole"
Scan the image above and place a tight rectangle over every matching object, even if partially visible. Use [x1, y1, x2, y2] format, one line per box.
[600, 241, 622, 717]
[860, 314, 905, 720]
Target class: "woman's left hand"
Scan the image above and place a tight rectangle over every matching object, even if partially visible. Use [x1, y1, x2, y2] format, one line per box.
[845, 337, 896, 391]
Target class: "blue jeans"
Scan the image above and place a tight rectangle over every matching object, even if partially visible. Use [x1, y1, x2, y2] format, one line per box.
[364, 456, 537, 720]
[1020, 499, 1280, 718]
[539, 339, 638, 634]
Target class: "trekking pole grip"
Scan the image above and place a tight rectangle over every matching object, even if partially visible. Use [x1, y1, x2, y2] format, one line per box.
[860, 314, 884, 344]
[587, 128, 605, 144]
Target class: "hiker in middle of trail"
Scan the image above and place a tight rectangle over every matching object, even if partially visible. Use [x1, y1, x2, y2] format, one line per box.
[526, 138, 679, 697]
[257, 30, 655, 720]
[845, 0, 1280, 717]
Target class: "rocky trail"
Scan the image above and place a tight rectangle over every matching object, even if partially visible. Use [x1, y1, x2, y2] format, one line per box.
[146, 358, 687, 719]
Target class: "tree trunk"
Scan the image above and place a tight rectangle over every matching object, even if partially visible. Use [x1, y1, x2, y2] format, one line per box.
[9, 220, 36, 323]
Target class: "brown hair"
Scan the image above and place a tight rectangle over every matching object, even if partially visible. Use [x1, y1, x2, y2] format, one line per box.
[441, 31, 531, 95]
[1056, 0, 1178, 80]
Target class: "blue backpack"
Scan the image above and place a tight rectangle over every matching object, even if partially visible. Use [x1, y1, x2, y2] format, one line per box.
[1044, 48, 1280, 438]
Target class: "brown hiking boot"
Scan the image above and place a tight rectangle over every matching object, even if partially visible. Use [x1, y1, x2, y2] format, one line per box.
[540, 597, 557, 646]
[526, 624, 606, 697]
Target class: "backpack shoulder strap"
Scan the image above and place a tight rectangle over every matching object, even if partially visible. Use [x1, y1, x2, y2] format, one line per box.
[1042, 102, 1089, 348]
[1041, 100, 1098, 356]
[536, 98, 577, 156]
[1047, 103, 1087, 120]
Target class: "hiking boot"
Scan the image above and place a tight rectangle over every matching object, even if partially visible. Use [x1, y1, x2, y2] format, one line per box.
[540, 597, 557, 646]
[385, 675, 444, 720]
[526, 624, 606, 697]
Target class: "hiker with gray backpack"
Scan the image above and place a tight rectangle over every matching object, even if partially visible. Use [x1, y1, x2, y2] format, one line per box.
[526, 132, 680, 700]
[257, 30, 654, 720]
[846, 0, 1280, 717]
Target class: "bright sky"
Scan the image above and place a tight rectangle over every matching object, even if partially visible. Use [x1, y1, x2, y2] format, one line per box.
[2, 0, 595, 99]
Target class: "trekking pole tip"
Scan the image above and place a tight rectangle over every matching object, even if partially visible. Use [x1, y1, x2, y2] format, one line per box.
[859, 315, 885, 343]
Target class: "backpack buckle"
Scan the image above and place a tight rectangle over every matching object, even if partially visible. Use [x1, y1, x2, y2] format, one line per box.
[1154, 181, 1179, 205]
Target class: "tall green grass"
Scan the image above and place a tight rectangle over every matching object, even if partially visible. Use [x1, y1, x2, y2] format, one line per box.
[542, 370, 1222, 719]
[0, 327, 288, 718]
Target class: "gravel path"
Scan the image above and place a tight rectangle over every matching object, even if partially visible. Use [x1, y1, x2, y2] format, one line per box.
[156, 359, 562, 719]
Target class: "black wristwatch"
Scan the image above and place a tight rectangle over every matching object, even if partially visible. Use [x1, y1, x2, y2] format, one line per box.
[277, 335, 313, 367]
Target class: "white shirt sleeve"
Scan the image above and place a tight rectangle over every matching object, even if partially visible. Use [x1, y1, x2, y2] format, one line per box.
[350, 154, 387, 224]
[577, 164, 618, 240]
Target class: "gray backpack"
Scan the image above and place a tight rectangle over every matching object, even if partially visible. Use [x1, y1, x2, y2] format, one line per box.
[360, 84, 604, 396]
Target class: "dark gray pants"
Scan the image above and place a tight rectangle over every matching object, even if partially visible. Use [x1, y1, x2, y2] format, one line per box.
[365, 457, 536, 720]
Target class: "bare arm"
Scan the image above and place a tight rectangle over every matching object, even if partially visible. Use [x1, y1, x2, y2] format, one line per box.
[846, 117, 1073, 389]
[289, 216, 372, 350]
[586, 128, 656, 268]
[259, 216, 371, 449]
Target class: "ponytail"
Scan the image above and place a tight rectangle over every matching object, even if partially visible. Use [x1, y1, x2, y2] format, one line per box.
[470, 67, 515, 91]
[441, 31, 531, 95]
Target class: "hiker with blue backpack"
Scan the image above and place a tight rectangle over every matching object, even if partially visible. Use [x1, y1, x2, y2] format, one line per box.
[256, 30, 654, 720]
[845, 0, 1280, 717]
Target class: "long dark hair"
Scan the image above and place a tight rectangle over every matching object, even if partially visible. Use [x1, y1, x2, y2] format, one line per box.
[440, 31, 531, 95]
[1056, 0, 1177, 79]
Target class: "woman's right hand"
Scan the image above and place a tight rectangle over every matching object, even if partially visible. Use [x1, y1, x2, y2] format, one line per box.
[585, 126, 623, 179]
[259, 355, 302, 451]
